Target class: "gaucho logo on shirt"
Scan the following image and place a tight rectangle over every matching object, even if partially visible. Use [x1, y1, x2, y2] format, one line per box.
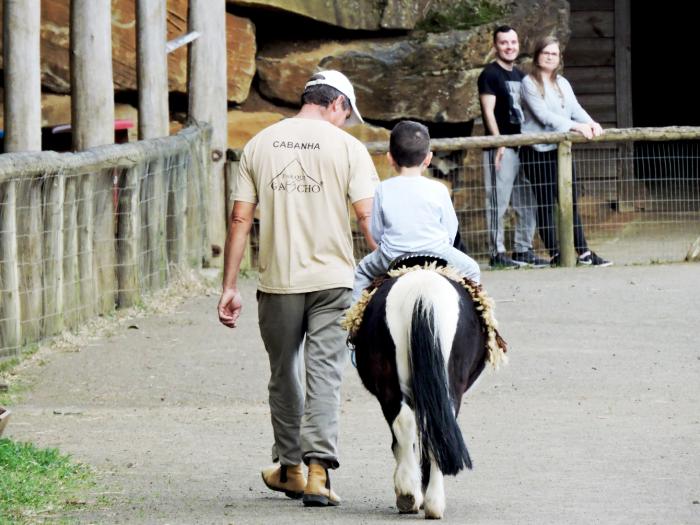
[270, 159, 323, 194]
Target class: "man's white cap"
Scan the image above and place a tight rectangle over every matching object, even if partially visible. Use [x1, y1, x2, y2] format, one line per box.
[304, 70, 364, 126]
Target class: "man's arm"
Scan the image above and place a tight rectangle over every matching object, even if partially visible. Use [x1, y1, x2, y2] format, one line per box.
[217, 201, 256, 328]
[479, 93, 506, 170]
[352, 197, 377, 251]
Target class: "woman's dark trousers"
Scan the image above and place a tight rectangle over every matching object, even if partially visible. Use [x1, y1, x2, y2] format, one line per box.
[520, 146, 588, 257]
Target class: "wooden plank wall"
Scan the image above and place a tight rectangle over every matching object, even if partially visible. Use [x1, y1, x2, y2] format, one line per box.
[566, 0, 617, 127]
[566, 0, 637, 209]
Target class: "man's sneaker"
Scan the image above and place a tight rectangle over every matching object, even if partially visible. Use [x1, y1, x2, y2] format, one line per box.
[489, 252, 520, 269]
[512, 250, 549, 268]
[550, 253, 560, 267]
[577, 250, 613, 267]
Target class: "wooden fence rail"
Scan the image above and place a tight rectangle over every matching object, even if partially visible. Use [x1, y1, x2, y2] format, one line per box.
[365, 126, 700, 267]
[225, 126, 700, 272]
[0, 124, 211, 360]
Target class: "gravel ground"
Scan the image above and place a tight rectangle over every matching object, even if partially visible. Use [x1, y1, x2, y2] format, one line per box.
[4, 263, 700, 524]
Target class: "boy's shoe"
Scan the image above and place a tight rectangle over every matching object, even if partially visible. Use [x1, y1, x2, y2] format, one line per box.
[489, 253, 520, 269]
[577, 250, 613, 267]
[550, 253, 560, 267]
[512, 250, 549, 268]
[261, 463, 306, 499]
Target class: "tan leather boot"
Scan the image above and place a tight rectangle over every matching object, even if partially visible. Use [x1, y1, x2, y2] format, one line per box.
[261, 463, 306, 499]
[303, 463, 341, 507]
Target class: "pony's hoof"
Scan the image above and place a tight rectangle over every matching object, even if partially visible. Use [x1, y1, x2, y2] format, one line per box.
[397, 494, 419, 514]
[425, 510, 443, 519]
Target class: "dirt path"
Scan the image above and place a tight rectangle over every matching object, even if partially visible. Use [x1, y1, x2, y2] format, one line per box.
[5, 264, 700, 524]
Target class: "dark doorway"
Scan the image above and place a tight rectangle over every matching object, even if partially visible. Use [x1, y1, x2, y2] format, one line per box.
[631, 3, 699, 126]
[631, 2, 698, 201]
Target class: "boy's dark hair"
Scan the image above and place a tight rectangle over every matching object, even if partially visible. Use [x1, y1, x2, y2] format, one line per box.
[390, 120, 430, 168]
[493, 25, 516, 43]
[301, 78, 351, 110]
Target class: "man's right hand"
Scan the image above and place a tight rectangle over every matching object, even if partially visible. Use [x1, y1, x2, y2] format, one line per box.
[495, 146, 506, 171]
[218, 288, 243, 328]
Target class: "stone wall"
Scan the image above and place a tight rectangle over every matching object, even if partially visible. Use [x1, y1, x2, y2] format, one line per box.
[0, 0, 569, 146]
[0, 1, 570, 255]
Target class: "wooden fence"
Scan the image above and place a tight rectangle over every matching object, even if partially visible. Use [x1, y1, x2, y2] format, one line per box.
[227, 126, 700, 271]
[0, 124, 211, 359]
[365, 126, 700, 267]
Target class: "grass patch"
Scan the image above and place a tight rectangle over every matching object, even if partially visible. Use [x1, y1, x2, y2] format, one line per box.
[0, 357, 21, 376]
[0, 438, 92, 522]
[1, 344, 40, 407]
[416, 0, 506, 32]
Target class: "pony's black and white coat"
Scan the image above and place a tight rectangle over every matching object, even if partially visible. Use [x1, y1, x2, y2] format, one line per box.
[351, 268, 500, 519]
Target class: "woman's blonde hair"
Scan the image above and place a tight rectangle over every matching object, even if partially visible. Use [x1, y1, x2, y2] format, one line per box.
[528, 36, 564, 98]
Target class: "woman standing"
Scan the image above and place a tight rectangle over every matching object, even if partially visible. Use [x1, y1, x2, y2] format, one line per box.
[520, 36, 612, 266]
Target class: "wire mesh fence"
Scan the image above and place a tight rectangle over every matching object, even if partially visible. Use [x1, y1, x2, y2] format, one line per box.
[228, 127, 700, 272]
[0, 125, 211, 360]
[357, 127, 700, 267]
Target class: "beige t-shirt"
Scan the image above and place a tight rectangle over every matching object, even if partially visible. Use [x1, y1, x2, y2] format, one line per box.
[233, 117, 379, 293]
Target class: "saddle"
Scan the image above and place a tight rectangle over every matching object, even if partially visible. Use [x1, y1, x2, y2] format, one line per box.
[388, 252, 448, 271]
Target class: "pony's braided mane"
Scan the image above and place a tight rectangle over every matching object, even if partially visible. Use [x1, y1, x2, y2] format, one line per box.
[342, 262, 508, 369]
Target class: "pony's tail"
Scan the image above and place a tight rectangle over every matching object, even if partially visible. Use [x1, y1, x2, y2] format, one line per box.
[410, 298, 472, 475]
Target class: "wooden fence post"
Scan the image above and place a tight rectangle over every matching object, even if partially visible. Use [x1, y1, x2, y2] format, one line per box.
[3, 0, 42, 352]
[0, 181, 21, 357]
[138, 162, 151, 290]
[185, 127, 210, 268]
[157, 155, 171, 285]
[137, 0, 169, 140]
[42, 173, 65, 336]
[62, 176, 81, 329]
[16, 178, 43, 345]
[188, 0, 228, 267]
[185, 140, 201, 267]
[167, 152, 188, 268]
[3, 0, 42, 152]
[557, 141, 576, 267]
[116, 164, 143, 308]
[140, 157, 168, 291]
[76, 173, 97, 321]
[70, 0, 116, 316]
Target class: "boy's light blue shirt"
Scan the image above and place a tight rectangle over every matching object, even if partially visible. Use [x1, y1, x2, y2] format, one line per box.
[371, 174, 458, 260]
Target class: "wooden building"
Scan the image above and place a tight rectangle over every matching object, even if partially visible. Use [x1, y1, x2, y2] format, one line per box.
[565, 0, 631, 129]
[567, 0, 698, 128]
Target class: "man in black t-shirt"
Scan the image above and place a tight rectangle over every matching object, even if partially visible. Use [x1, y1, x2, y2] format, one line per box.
[478, 25, 546, 269]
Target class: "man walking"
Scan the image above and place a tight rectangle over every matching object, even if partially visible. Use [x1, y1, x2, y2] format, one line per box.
[217, 70, 378, 507]
[478, 25, 547, 268]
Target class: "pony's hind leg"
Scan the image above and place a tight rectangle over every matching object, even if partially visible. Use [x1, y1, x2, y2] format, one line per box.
[391, 402, 423, 514]
[423, 454, 445, 519]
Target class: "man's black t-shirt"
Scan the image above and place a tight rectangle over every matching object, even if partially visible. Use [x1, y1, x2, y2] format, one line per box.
[477, 62, 525, 136]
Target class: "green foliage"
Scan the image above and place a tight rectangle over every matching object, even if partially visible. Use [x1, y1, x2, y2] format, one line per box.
[0, 344, 40, 406]
[0, 357, 20, 376]
[416, 0, 505, 33]
[0, 387, 18, 408]
[0, 438, 92, 522]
